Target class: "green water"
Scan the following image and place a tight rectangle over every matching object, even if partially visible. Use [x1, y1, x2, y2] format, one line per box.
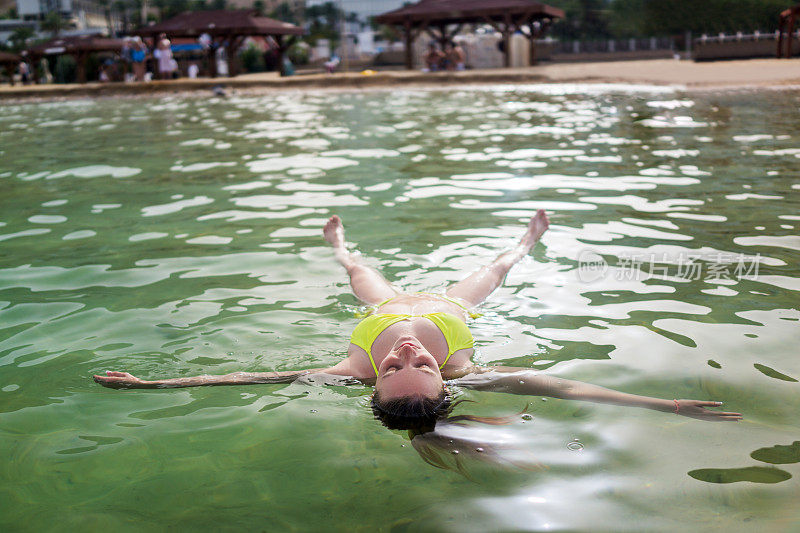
[0, 85, 798, 532]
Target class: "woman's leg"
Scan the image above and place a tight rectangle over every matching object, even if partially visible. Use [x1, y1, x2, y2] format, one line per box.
[324, 215, 398, 305]
[445, 209, 549, 307]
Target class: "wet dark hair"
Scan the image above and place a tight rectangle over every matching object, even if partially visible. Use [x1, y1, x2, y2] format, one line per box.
[372, 391, 531, 475]
[371, 389, 451, 432]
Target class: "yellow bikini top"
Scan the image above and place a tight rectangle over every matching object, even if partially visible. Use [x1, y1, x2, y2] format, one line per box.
[349, 312, 474, 377]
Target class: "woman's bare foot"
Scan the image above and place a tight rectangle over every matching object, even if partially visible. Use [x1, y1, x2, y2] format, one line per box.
[324, 214, 359, 268]
[518, 209, 549, 251]
[443, 209, 550, 306]
[323, 215, 397, 302]
[323, 215, 346, 250]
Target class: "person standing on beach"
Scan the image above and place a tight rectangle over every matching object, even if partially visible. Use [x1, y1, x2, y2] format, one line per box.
[131, 37, 147, 82]
[155, 34, 174, 80]
[38, 58, 52, 84]
[18, 61, 30, 85]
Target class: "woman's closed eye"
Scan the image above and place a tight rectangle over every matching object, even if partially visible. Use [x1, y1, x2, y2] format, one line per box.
[414, 364, 437, 375]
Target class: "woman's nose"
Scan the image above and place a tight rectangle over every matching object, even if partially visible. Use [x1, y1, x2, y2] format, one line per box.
[396, 346, 414, 362]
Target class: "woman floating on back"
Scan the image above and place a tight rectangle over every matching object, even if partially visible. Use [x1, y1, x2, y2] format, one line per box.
[95, 210, 741, 433]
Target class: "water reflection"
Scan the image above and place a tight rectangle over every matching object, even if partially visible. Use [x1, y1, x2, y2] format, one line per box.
[1, 86, 799, 530]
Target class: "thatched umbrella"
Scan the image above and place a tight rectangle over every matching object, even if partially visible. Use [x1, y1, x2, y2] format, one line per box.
[0, 51, 21, 86]
[132, 10, 304, 77]
[375, 0, 565, 68]
[25, 35, 126, 83]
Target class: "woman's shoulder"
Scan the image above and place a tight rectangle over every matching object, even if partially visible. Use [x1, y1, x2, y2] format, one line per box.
[328, 354, 375, 380]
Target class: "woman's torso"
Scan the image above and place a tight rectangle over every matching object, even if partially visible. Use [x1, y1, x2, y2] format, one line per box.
[348, 294, 473, 374]
[375, 293, 467, 317]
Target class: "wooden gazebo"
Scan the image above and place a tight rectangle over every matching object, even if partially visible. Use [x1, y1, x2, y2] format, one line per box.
[133, 10, 304, 77]
[0, 51, 20, 85]
[374, 0, 564, 69]
[25, 36, 126, 83]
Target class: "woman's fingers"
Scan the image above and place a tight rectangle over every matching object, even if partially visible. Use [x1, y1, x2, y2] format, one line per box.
[678, 400, 742, 421]
[94, 375, 120, 387]
[94, 375, 123, 383]
[686, 400, 722, 407]
[709, 411, 742, 421]
[94, 371, 140, 388]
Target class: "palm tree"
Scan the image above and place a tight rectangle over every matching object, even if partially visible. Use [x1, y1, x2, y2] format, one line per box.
[113, 0, 131, 35]
[152, 0, 167, 22]
[96, 0, 115, 36]
[9, 26, 34, 51]
[271, 2, 297, 25]
[40, 11, 65, 36]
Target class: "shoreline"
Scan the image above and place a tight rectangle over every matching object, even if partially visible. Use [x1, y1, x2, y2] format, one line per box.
[2, 58, 800, 101]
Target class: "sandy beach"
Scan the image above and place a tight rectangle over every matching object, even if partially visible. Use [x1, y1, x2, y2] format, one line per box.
[2, 57, 800, 99]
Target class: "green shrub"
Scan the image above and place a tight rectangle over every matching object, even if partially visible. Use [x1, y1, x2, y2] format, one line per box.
[54, 55, 76, 84]
[288, 43, 309, 65]
[240, 44, 265, 73]
[85, 54, 103, 82]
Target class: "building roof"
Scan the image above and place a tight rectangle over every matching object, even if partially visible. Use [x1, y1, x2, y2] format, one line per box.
[374, 0, 564, 25]
[0, 51, 21, 63]
[134, 10, 304, 37]
[25, 35, 126, 56]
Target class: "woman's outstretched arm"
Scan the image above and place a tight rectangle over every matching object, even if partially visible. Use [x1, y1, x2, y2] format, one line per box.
[93, 359, 360, 389]
[450, 370, 742, 421]
[93, 369, 330, 389]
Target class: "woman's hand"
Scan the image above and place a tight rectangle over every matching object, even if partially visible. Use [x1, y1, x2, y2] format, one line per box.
[675, 400, 742, 421]
[93, 371, 150, 389]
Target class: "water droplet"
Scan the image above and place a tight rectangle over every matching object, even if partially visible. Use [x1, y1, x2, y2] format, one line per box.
[521, 414, 533, 421]
[567, 441, 584, 451]
[475, 447, 484, 453]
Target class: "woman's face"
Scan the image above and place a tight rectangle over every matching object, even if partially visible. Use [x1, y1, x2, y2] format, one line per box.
[375, 336, 444, 400]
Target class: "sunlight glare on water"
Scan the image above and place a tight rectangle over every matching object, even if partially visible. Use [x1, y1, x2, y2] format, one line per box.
[0, 85, 799, 531]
